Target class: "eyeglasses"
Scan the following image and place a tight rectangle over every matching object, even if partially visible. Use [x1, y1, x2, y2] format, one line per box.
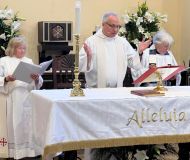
[105, 22, 121, 30]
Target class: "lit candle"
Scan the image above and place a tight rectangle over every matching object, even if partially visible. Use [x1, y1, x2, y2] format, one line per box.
[75, 0, 81, 34]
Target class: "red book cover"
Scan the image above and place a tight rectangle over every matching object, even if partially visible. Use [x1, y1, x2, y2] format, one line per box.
[131, 89, 165, 97]
[133, 65, 185, 84]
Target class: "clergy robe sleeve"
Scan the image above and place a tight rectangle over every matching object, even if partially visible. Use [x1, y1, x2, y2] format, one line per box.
[79, 40, 94, 72]
[124, 40, 142, 70]
[0, 60, 5, 87]
[124, 40, 144, 81]
[130, 49, 149, 84]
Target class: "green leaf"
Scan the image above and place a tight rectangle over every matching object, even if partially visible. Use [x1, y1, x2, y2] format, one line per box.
[0, 6, 24, 52]
[120, 1, 167, 45]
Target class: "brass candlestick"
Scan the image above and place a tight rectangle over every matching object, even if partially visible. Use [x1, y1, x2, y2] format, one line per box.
[70, 34, 85, 96]
[153, 70, 168, 92]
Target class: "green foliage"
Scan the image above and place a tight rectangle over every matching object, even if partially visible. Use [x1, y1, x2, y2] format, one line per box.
[0, 6, 24, 56]
[119, 1, 167, 47]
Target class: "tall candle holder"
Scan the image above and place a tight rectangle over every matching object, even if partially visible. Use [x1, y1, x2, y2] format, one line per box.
[70, 34, 85, 96]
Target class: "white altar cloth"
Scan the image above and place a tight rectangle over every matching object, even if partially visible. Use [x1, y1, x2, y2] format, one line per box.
[23, 86, 190, 159]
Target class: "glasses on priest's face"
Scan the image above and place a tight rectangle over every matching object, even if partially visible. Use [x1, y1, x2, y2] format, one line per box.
[105, 22, 121, 30]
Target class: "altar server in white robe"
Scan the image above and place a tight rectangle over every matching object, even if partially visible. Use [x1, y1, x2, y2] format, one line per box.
[79, 12, 151, 88]
[0, 36, 43, 159]
[132, 29, 181, 86]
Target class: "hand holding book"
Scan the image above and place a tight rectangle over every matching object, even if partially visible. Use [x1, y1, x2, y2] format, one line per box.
[12, 59, 53, 83]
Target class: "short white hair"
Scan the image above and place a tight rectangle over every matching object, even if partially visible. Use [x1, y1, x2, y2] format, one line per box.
[5, 35, 27, 57]
[153, 30, 174, 48]
[102, 12, 118, 23]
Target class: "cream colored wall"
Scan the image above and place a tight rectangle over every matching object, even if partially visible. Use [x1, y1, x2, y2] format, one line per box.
[181, 0, 190, 66]
[1, 0, 164, 64]
[161, 0, 182, 64]
[1, 0, 187, 66]
[160, 0, 190, 66]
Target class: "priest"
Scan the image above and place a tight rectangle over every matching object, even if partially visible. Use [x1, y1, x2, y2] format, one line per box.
[79, 12, 151, 160]
[79, 12, 151, 88]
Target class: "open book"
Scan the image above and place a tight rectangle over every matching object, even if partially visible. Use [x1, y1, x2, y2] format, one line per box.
[131, 65, 185, 97]
[13, 59, 53, 83]
[133, 65, 185, 84]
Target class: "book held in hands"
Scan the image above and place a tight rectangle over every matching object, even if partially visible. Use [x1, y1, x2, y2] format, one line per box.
[13, 59, 53, 83]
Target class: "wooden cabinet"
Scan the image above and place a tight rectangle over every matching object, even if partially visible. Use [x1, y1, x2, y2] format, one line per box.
[41, 72, 54, 89]
[38, 21, 74, 89]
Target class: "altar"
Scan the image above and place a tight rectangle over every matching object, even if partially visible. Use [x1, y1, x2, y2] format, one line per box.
[21, 86, 190, 159]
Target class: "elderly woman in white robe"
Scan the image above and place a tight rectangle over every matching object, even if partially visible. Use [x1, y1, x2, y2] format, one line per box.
[132, 29, 181, 87]
[0, 36, 43, 159]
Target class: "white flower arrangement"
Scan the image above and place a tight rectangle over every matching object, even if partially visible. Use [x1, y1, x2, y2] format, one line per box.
[119, 1, 167, 48]
[0, 6, 24, 56]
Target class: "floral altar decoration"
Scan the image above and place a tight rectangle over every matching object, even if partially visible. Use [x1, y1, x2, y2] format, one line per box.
[119, 1, 167, 48]
[121, 1, 168, 87]
[0, 6, 24, 57]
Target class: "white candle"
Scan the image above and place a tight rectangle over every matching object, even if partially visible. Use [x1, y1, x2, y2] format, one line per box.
[75, 0, 81, 34]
